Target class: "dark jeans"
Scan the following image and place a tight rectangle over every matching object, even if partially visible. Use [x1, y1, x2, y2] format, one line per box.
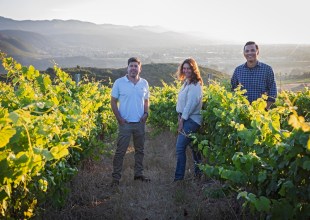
[174, 118, 202, 180]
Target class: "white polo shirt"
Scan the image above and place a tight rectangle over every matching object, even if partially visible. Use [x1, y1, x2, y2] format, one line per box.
[111, 75, 149, 122]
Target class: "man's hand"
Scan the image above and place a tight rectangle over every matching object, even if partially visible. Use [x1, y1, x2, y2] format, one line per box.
[266, 101, 274, 110]
[117, 117, 126, 125]
[140, 112, 148, 123]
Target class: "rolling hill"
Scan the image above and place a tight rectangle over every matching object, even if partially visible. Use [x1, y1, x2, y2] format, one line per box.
[49, 63, 229, 87]
[0, 60, 228, 87]
[0, 16, 220, 70]
[0, 30, 61, 57]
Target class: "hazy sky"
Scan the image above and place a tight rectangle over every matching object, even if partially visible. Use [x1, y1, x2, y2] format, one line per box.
[0, 0, 309, 44]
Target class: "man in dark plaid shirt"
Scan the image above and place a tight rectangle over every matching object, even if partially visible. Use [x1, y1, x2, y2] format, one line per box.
[231, 41, 277, 109]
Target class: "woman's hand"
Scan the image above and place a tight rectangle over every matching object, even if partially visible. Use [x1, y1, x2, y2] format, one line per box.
[178, 117, 184, 132]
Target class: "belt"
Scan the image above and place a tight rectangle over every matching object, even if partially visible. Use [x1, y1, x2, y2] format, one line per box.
[127, 122, 140, 124]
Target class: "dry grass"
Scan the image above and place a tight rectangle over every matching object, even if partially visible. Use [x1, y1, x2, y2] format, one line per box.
[39, 128, 244, 220]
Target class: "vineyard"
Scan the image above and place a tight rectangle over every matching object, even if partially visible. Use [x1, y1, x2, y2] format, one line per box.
[0, 54, 309, 219]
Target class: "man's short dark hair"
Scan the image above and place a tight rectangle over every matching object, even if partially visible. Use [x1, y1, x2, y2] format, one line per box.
[244, 41, 259, 51]
[128, 57, 141, 66]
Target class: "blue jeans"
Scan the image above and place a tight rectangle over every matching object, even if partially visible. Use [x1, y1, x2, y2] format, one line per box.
[174, 118, 202, 180]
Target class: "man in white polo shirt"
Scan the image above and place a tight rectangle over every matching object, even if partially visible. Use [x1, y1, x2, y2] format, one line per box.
[110, 57, 150, 186]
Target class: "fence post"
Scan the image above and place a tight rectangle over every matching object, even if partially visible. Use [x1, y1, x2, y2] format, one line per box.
[74, 65, 81, 85]
[207, 73, 212, 86]
[74, 73, 81, 85]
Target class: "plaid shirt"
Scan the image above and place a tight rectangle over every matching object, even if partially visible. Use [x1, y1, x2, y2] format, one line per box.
[231, 61, 277, 103]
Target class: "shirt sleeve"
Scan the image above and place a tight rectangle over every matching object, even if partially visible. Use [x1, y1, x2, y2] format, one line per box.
[182, 84, 201, 120]
[231, 68, 238, 91]
[144, 80, 150, 100]
[111, 79, 119, 99]
[266, 67, 277, 102]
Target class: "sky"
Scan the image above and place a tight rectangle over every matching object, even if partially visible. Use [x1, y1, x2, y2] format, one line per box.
[0, 0, 309, 44]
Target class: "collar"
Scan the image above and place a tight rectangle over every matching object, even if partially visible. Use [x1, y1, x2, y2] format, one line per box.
[242, 60, 262, 69]
[125, 75, 140, 84]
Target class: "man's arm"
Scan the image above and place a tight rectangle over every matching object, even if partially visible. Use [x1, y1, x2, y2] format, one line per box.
[231, 69, 238, 91]
[266, 67, 277, 109]
[111, 96, 125, 124]
[140, 99, 149, 123]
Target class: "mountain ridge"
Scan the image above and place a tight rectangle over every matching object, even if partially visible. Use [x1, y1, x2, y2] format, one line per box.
[0, 16, 220, 70]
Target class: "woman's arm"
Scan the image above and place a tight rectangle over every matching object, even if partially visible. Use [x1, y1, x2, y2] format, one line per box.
[181, 84, 202, 120]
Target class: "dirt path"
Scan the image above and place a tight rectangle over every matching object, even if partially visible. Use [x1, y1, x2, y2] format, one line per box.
[41, 130, 241, 220]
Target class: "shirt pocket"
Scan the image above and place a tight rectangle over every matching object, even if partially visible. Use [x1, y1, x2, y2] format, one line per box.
[137, 86, 148, 99]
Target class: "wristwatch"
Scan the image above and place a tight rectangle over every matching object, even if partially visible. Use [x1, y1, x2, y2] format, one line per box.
[144, 112, 149, 116]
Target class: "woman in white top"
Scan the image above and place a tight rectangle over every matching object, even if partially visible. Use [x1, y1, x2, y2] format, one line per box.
[174, 58, 203, 181]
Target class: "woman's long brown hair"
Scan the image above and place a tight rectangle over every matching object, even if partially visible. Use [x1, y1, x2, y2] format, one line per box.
[177, 58, 203, 85]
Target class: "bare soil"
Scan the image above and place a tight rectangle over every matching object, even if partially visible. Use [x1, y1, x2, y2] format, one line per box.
[40, 129, 244, 220]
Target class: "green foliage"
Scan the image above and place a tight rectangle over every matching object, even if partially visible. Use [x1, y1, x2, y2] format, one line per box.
[149, 81, 179, 132]
[0, 53, 117, 219]
[197, 83, 310, 219]
[276, 87, 310, 121]
[147, 78, 310, 219]
[1, 51, 309, 219]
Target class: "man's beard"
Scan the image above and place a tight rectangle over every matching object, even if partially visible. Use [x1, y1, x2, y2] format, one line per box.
[129, 71, 138, 78]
